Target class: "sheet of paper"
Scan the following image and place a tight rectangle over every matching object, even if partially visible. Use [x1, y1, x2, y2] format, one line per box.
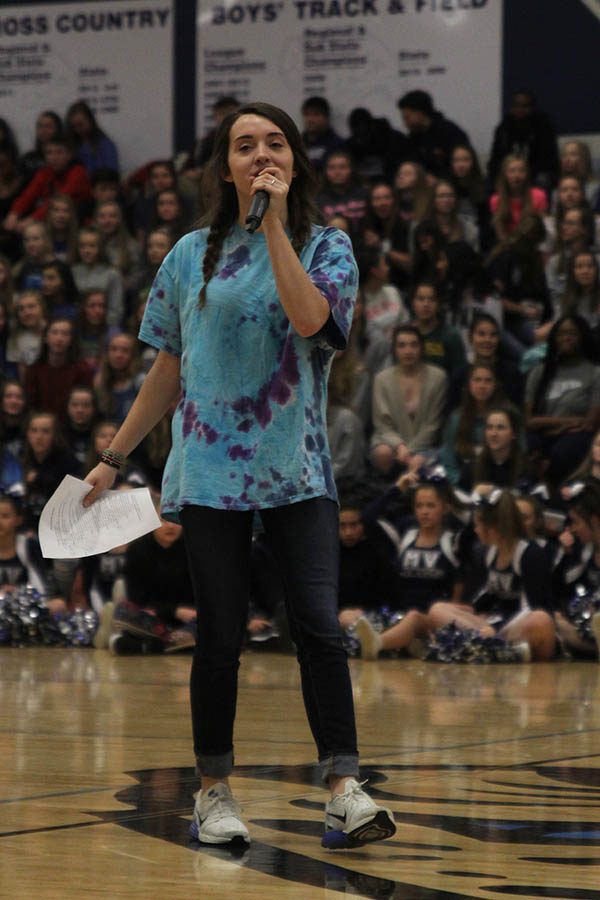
[39, 475, 162, 559]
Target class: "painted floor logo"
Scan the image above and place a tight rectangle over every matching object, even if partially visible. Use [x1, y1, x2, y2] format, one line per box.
[84, 761, 600, 899]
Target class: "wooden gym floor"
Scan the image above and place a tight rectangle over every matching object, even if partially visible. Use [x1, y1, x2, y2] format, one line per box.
[2, 648, 600, 899]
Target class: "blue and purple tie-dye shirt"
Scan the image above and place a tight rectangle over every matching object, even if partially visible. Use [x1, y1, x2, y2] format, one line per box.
[139, 223, 357, 519]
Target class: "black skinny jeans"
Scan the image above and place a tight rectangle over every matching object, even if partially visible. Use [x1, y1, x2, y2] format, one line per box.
[180, 498, 359, 783]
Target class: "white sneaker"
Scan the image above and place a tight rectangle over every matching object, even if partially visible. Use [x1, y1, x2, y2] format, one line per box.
[323, 778, 396, 849]
[93, 602, 115, 650]
[355, 617, 382, 661]
[513, 641, 532, 663]
[190, 783, 250, 845]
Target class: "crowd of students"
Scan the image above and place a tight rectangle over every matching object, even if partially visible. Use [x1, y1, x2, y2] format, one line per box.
[0, 89, 599, 662]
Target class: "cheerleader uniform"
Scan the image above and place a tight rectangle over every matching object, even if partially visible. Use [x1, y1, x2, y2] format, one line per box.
[472, 539, 554, 630]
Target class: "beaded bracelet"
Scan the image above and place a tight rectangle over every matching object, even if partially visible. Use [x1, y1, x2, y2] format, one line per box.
[100, 448, 125, 470]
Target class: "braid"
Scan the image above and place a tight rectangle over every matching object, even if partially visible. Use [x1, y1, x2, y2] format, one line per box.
[199, 218, 229, 307]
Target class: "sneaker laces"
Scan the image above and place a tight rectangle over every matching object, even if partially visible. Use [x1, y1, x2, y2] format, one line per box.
[203, 789, 243, 824]
[337, 779, 374, 812]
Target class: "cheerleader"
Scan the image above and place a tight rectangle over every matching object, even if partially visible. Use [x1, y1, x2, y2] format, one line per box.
[428, 489, 556, 661]
[355, 473, 464, 659]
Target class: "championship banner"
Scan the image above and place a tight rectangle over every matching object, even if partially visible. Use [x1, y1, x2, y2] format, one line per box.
[196, 0, 502, 159]
[0, 1, 174, 174]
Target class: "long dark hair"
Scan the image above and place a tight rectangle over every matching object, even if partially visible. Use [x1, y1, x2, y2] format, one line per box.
[562, 250, 600, 317]
[65, 100, 106, 149]
[472, 406, 524, 487]
[531, 314, 597, 414]
[455, 364, 505, 460]
[198, 102, 318, 306]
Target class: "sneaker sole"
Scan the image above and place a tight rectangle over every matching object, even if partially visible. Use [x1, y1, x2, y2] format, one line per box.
[322, 809, 396, 849]
[113, 617, 167, 643]
[189, 819, 250, 845]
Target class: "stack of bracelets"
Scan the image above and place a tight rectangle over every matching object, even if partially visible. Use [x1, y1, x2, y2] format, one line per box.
[100, 448, 125, 470]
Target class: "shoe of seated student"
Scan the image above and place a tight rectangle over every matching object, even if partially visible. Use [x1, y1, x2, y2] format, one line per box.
[164, 627, 197, 653]
[190, 782, 250, 845]
[113, 603, 171, 644]
[248, 621, 280, 643]
[108, 632, 164, 655]
[354, 617, 382, 661]
[323, 778, 396, 849]
[93, 601, 116, 650]
[513, 641, 531, 663]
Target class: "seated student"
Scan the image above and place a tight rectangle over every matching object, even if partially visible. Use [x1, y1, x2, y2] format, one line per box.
[0, 379, 27, 459]
[354, 476, 464, 659]
[560, 250, 600, 327]
[545, 208, 594, 310]
[94, 200, 144, 296]
[440, 364, 505, 485]
[0, 494, 65, 615]
[449, 144, 491, 246]
[21, 411, 80, 532]
[393, 160, 431, 225]
[131, 159, 179, 239]
[410, 280, 467, 374]
[146, 188, 190, 245]
[327, 349, 367, 479]
[300, 95, 344, 175]
[94, 332, 144, 425]
[18, 110, 63, 184]
[396, 90, 470, 178]
[77, 290, 117, 374]
[336, 491, 402, 632]
[359, 181, 411, 290]
[316, 150, 368, 236]
[490, 155, 548, 242]
[526, 315, 600, 486]
[135, 226, 173, 295]
[485, 214, 552, 352]
[565, 427, 600, 486]
[40, 259, 80, 321]
[44, 194, 79, 264]
[553, 480, 600, 658]
[543, 176, 598, 258]
[427, 179, 480, 250]
[357, 246, 406, 343]
[446, 313, 523, 411]
[65, 100, 119, 177]
[344, 106, 407, 183]
[6, 291, 46, 380]
[63, 385, 97, 465]
[411, 220, 480, 321]
[487, 90, 559, 193]
[371, 324, 447, 476]
[25, 317, 92, 421]
[558, 140, 600, 208]
[461, 406, 527, 493]
[12, 221, 54, 292]
[428, 489, 556, 661]
[71, 227, 124, 327]
[108, 513, 197, 654]
[4, 137, 91, 231]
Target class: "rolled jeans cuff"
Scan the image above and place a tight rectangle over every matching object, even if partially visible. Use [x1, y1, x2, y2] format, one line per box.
[318, 753, 360, 785]
[195, 750, 234, 779]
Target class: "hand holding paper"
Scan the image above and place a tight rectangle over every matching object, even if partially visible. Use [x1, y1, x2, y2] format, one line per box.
[39, 475, 161, 559]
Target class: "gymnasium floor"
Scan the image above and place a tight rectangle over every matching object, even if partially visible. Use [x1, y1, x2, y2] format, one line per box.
[2, 648, 600, 899]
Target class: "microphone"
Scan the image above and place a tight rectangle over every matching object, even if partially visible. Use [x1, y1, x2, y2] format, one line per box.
[245, 190, 270, 233]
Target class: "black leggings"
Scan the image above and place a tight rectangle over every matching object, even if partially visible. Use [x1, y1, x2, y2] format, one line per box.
[180, 498, 359, 783]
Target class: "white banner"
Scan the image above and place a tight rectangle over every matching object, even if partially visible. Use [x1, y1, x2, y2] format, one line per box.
[196, 0, 501, 161]
[0, 1, 174, 174]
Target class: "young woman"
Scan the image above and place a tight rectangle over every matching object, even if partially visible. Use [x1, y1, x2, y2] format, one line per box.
[44, 194, 79, 263]
[22, 411, 80, 530]
[544, 175, 598, 256]
[94, 199, 144, 293]
[72, 226, 124, 327]
[410, 280, 467, 375]
[5, 290, 46, 377]
[148, 188, 190, 245]
[465, 406, 526, 493]
[558, 140, 599, 207]
[449, 144, 487, 222]
[359, 181, 411, 288]
[137, 226, 173, 294]
[77, 290, 116, 373]
[24, 317, 92, 420]
[357, 246, 405, 342]
[316, 150, 368, 237]
[94, 332, 144, 424]
[371, 324, 447, 475]
[545, 207, 594, 309]
[526, 314, 600, 485]
[355, 478, 463, 659]
[427, 179, 479, 249]
[0, 379, 27, 459]
[83, 102, 395, 848]
[560, 250, 600, 326]
[393, 160, 430, 224]
[440, 364, 505, 485]
[446, 313, 524, 410]
[13, 221, 53, 292]
[490, 155, 548, 241]
[19, 110, 63, 181]
[40, 259, 80, 321]
[428, 489, 556, 661]
[65, 100, 119, 176]
[63, 385, 97, 464]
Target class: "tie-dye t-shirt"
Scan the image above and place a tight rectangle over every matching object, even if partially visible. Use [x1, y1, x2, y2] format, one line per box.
[138, 223, 357, 519]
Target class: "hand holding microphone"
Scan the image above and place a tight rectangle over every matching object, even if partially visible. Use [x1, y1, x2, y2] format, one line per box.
[245, 171, 284, 233]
